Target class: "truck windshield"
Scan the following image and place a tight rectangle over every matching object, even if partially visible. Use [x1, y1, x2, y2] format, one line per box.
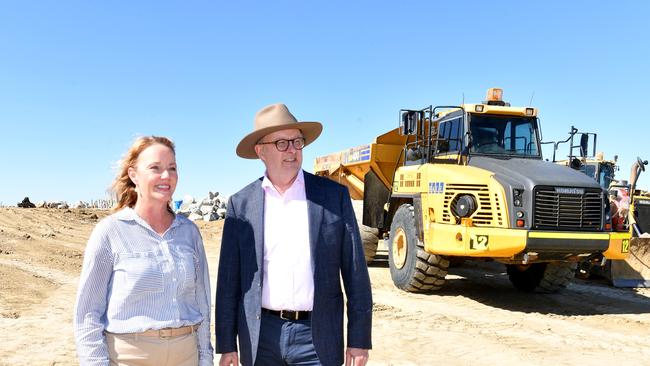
[469, 114, 540, 157]
[577, 162, 614, 189]
[580, 163, 598, 181]
[599, 164, 615, 189]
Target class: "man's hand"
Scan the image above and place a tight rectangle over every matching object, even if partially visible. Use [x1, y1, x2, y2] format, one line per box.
[219, 352, 239, 366]
[345, 347, 369, 366]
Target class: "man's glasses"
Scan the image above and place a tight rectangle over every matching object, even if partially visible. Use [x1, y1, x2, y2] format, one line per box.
[257, 137, 305, 152]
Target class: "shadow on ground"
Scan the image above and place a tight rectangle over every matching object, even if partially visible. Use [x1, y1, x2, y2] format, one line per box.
[369, 258, 650, 316]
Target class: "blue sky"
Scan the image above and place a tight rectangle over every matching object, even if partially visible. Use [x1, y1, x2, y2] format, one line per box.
[1, 1, 648, 205]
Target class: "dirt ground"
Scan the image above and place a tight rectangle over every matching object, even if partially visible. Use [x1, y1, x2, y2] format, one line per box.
[1, 207, 650, 366]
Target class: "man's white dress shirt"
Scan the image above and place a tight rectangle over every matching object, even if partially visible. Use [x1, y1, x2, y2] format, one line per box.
[261, 170, 314, 311]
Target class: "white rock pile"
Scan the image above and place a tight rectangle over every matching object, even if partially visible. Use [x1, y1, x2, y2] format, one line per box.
[176, 192, 227, 222]
[36, 201, 70, 209]
[18, 198, 116, 209]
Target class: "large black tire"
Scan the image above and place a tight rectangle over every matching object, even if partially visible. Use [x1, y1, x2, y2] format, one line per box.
[359, 224, 379, 263]
[351, 199, 380, 263]
[388, 204, 449, 293]
[507, 262, 577, 293]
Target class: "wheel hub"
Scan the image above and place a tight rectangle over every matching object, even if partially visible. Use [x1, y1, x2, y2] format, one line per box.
[392, 228, 407, 269]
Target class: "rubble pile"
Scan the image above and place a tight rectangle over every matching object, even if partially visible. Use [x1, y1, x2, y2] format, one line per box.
[90, 199, 115, 209]
[16, 197, 116, 209]
[36, 201, 70, 209]
[17, 197, 35, 208]
[176, 192, 227, 222]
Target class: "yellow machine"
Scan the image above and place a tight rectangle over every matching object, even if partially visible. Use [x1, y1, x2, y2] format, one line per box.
[315, 88, 630, 293]
[612, 197, 650, 287]
[549, 126, 618, 192]
[548, 127, 650, 287]
[610, 159, 650, 287]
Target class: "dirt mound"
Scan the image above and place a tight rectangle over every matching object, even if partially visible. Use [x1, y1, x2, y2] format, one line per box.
[1, 208, 650, 365]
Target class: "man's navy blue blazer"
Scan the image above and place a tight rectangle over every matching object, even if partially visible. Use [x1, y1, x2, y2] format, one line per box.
[215, 171, 372, 366]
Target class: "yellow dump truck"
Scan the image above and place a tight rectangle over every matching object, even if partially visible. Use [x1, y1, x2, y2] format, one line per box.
[314, 88, 631, 293]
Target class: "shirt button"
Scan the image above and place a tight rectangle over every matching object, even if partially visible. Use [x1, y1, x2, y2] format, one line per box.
[173, 278, 177, 282]
[173, 298, 177, 302]
[161, 240, 167, 245]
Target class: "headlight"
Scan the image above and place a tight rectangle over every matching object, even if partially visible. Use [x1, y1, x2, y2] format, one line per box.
[452, 195, 477, 218]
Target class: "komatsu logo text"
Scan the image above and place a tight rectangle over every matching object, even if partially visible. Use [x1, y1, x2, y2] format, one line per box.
[555, 187, 585, 195]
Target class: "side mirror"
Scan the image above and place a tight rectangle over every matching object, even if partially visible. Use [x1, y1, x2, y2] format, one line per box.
[400, 111, 417, 136]
[466, 131, 473, 150]
[580, 133, 589, 157]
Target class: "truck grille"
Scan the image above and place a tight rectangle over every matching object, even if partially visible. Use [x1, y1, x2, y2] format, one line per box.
[442, 184, 504, 227]
[533, 186, 603, 230]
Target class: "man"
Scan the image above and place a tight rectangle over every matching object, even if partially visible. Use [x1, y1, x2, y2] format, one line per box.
[473, 129, 504, 154]
[215, 103, 372, 366]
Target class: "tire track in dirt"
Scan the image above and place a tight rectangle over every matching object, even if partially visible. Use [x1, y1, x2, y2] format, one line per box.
[371, 287, 650, 365]
[0, 258, 76, 284]
[368, 262, 650, 365]
[0, 258, 79, 365]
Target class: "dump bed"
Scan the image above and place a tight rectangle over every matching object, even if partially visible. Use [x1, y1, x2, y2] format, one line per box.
[313, 127, 406, 199]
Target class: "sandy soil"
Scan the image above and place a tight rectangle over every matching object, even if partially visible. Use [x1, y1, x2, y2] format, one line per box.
[1, 207, 649, 365]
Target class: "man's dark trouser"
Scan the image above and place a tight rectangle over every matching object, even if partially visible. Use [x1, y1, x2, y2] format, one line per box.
[254, 311, 322, 366]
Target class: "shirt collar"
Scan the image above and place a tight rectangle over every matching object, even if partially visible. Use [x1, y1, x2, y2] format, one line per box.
[261, 169, 305, 195]
[115, 206, 138, 221]
[115, 206, 184, 231]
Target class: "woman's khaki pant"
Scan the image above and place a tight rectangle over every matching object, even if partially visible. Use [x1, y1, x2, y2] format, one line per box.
[106, 331, 198, 366]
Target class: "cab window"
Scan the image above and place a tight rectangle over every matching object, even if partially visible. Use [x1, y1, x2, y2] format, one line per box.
[437, 117, 463, 153]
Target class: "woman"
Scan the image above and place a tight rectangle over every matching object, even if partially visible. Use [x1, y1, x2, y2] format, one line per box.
[74, 136, 213, 366]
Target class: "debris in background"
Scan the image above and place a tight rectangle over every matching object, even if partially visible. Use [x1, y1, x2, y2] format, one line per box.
[176, 191, 227, 222]
[17, 197, 35, 208]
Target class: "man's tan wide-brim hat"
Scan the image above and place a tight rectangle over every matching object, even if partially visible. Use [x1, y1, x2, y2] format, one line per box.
[236, 103, 323, 159]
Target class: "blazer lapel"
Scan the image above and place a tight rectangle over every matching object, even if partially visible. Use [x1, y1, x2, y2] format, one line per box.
[304, 171, 324, 271]
[250, 179, 265, 273]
